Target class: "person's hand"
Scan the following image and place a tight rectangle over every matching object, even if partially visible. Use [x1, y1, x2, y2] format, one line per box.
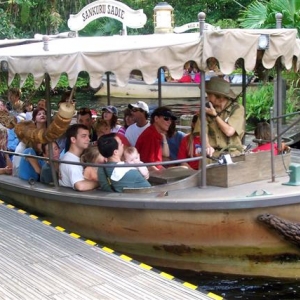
[206, 146, 215, 157]
[205, 102, 218, 117]
[4, 167, 12, 175]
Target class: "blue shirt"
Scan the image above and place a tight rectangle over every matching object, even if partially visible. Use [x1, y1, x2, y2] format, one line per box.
[167, 131, 186, 160]
[18, 148, 45, 181]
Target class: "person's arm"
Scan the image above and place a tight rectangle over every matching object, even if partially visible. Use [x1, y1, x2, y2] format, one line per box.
[74, 179, 99, 191]
[27, 157, 42, 174]
[0, 167, 12, 175]
[161, 134, 170, 158]
[206, 104, 235, 137]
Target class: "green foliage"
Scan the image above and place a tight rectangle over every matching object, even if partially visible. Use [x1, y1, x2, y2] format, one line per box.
[245, 83, 274, 121]
[239, 0, 300, 35]
[245, 81, 300, 122]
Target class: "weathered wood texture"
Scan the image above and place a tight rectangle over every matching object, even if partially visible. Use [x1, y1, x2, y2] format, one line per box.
[207, 152, 290, 187]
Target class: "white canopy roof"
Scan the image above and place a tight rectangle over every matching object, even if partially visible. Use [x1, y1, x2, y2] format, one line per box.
[0, 28, 299, 88]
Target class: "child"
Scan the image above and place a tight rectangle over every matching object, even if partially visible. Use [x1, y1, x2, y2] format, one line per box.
[124, 146, 149, 179]
[81, 146, 106, 181]
[252, 122, 278, 155]
[110, 146, 149, 181]
[177, 114, 202, 170]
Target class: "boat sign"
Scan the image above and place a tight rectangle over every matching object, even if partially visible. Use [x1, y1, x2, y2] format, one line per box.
[174, 22, 220, 33]
[68, 0, 147, 32]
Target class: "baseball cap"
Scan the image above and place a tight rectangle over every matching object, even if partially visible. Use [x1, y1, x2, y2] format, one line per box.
[102, 105, 118, 116]
[128, 101, 149, 113]
[152, 107, 177, 121]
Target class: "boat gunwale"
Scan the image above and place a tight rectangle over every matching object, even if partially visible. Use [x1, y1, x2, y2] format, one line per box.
[0, 174, 299, 211]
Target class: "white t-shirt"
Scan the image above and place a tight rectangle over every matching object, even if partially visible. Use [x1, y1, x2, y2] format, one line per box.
[12, 141, 26, 177]
[59, 151, 84, 189]
[125, 122, 150, 146]
[111, 124, 121, 133]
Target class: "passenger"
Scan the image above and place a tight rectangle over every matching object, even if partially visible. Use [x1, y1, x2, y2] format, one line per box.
[118, 108, 134, 136]
[205, 77, 245, 156]
[177, 115, 203, 170]
[0, 99, 8, 112]
[177, 61, 192, 83]
[40, 142, 60, 184]
[12, 107, 47, 176]
[37, 99, 46, 110]
[97, 133, 151, 192]
[7, 87, 23, 115]
[59, 124, 99, 191]
[94, 119, 130, 148]
[101, 105, 121, 133]
[166, 119, 186, 161]
[22, 100, 34, 120]
[18, 142, 45, 181]
[123, 146, 149, 179]
[252, 122, 278, 155]
[136, 106, 176, 171]
[0, 128, 12, 175]
[77, 107, 98, 142]
[81, 145, 106, 182]
[125, 101, 150, 146]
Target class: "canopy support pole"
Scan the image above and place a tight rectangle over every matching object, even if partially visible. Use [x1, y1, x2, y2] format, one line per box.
[158, 67, 162, 107]
[45, 74, 59, 189]
[106, 72, 111, 106]
[199, 12, 207, 188]
[276, 13, 283, 153]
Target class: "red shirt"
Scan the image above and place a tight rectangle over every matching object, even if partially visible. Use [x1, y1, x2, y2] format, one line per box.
[136, 125, 163, 169]
[177, 135, 201, 170]
[252, 143, 278, 155]
[117, 133, 130, 147]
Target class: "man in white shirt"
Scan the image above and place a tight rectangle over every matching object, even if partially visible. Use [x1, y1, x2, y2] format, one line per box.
[125, 101, 150, 146]
[59, 124, 99, 191]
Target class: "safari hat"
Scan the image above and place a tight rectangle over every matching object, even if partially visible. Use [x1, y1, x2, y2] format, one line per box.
[205, 77, 236, 99]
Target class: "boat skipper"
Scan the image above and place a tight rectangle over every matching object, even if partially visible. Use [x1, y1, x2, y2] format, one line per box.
[204, 77, 245, 157]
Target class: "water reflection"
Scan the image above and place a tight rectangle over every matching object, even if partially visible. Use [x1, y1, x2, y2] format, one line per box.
[160, 268, 300, 300]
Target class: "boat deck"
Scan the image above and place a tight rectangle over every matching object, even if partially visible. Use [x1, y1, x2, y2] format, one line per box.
[0, 201, 220, 300]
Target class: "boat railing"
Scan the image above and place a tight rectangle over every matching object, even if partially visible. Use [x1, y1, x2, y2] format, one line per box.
[269, 109, 300, 182]
[0, 149, 205, 170]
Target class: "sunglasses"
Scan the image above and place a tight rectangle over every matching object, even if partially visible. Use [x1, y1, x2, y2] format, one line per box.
[131, 108, 142, 112]
[163, 116, 172, 121]
[77, 108, 91, 115]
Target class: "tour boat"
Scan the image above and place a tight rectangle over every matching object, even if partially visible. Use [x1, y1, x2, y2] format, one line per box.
[1, 4, 300, 278]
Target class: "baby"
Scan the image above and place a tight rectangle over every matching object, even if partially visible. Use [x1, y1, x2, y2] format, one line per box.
[124, 147, 149, 179]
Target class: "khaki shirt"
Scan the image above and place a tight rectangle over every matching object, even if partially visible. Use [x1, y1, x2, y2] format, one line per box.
[207, 101, 245, 151]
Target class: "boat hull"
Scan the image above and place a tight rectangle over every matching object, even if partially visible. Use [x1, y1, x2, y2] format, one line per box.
[94, 79, 259, 99]
[1, 171, 300, 279]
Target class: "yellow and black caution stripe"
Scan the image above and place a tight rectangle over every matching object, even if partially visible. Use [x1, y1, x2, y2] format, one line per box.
[0, 199, 223, 300]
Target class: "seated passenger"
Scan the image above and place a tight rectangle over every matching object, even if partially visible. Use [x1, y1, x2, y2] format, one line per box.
[177, 115, 202, 170]
[59, 124, 99, 191]
[166, 119, 186, 161]
[252, 122, 278, 155]
[125, 101, 150, 146]
[123, 146, 149, 180]
[136, 106, 176, 171]
[81, 145, 106, 182]
[118, 108, 134, 136]
[18, 142, 45, 181]
[97, 133, 151, 192]
[94, 118, 130, 148]
[101, 106, 121, 133]
[40, 142, 60, 184]
[0, 127, 12, 175]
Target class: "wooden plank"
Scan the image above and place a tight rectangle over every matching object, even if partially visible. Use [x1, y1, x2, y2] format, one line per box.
[207, 151, 290, 187]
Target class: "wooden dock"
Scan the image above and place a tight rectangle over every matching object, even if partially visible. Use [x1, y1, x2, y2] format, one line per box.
[0, 200, 222, 300]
